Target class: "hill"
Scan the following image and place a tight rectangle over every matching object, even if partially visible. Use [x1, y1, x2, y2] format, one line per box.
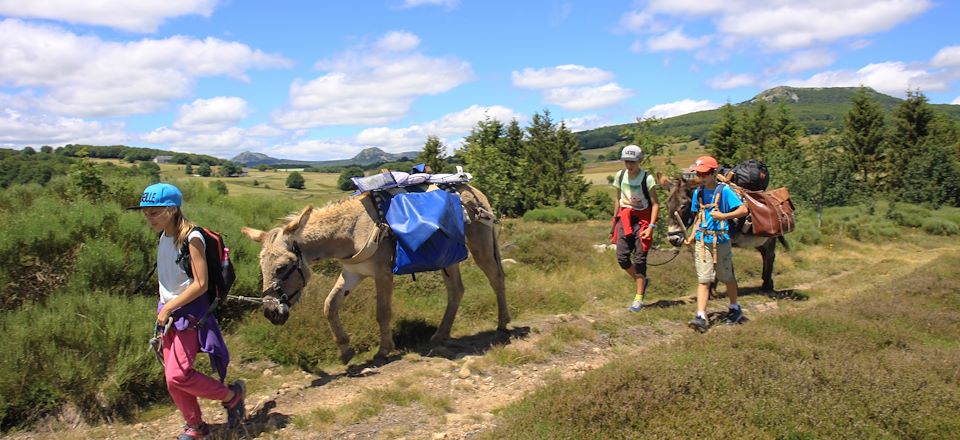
[231, 147, 421, 167]
[575, 86, 960, 150]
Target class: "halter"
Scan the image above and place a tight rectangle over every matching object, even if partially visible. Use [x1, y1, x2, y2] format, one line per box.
[261, 241, 307, 307]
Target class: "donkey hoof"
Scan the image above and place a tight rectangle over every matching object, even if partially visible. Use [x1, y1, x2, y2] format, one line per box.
[339, 347, 356, 365]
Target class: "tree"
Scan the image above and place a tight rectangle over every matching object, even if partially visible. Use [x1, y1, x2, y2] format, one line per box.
[337, 166, 364, 191]
[886, 90, 935, 194]
[556, 121, 589, 206]
[286, 171, 305, 189]
[843, 87, 886, 192]
[620, 117, 668, 168]
[416, 136, 447, 173]
[138, 161, 161, 182]
[69, 160, 107, 201]
[460, 116, 510, 212]
[219, 161, 243, 177]
[198, 163, 212, 177]
[740, 101, 775, 161]
[707, 103, 743, 166]
[40, 146, 54, 154]
[184, 163, 194, 175]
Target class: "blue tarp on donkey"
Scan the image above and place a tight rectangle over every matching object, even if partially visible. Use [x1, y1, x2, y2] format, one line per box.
[386, 190, 468, 275]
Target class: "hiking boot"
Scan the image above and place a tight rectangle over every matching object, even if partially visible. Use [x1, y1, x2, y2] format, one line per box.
[723, 306, 744, 324]
[176, 423, 208, 440]
[687, 316, 709, 333]
[223, 380, 246, 429]
[628, 299, 644, 312]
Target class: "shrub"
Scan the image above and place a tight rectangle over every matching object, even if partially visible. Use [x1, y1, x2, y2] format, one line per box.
[287, 172, 305, 189]
[522, 206, 587, 224]
[921, 218, 959, 235]
[573, 192, 612, 220]
[210, 180, 228, 195]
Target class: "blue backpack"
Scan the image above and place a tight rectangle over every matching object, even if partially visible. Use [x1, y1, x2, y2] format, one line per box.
[386, 191, 468, 275]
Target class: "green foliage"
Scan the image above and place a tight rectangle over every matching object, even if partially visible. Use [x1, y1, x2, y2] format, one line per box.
[739, 101, 775, 160]
[337, 166, 364, 191]
[416, 136, 447, 173]
[521, 206, 587, 224]
[210, 180, 229, 195]
[184, 163, 193, 175]
[58, 144, 226, 166]
[0, 148, 75, 188]
[573, 191, 613, 220]
[921, 218, 959, 235]
[219, 161, 243, 177]
[620, 117, 669, 168]
[707, 103, 743, 166]
[286, 171, 306, 189]
[843, 87, 886, 192]
[197, 163, 212, 177]
[887, 90, 936, 193]
[68, 160, 108, 201]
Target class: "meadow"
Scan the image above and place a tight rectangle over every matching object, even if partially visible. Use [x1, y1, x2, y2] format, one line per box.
[2, 161, 960, 437]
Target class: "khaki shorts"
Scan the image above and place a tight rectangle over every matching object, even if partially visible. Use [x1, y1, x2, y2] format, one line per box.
[694, 240, 736, 284]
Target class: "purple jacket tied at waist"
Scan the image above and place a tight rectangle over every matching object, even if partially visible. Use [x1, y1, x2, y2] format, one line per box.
[157, 297, 230, 382]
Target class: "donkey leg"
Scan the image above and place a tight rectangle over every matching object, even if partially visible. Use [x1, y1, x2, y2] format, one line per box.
[465, 224, 511, 332]
[433, 263, 465, 343]
[325, 271, 365, 364]
[758, 239, 777, 293]
[373, 272, 396, 359]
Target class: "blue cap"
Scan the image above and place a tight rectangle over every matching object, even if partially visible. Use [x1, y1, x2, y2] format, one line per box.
[129, 183, 182, 209]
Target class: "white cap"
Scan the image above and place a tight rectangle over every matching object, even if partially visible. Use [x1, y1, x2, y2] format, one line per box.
[620, 145, 643, 162]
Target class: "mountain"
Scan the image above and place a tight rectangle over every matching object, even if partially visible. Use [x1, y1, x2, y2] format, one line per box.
[575, 86, 960, 150]
[232, 147, 420, 167]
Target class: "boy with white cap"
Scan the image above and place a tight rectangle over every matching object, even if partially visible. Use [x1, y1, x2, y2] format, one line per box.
[611, 145, 659, 312]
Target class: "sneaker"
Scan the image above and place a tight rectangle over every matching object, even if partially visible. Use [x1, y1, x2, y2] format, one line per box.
[628, 299, 644, 312]
[687, 316, 709, 333]
[222, 380, 246, 429]
[176, 423, 209, 440]
[723, 306, 744, 325]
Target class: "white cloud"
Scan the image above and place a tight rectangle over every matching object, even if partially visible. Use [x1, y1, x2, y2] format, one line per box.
[0, 19, 290, 118]
[141, 126, 265, 156]
[543, 83, 633, 111]
[0, 108, 128, 146]
[931, 46, 960, 68]
[512, 65, 615, 89]
[643, 99, 721, 119]
[173, 97, 250, 132]
[645, 28, 711, 52]
[272, 32, 473, 129]
[355, 105, 523, 152]
[632, 0, 932, 52]
[771, 49, 837, 74]
[376, 31, 420, 52]
[0, 0, 218, 33]
[784, 62, 947, 97]
[399, 0, 459, 9]
[561, 114, 609, 132]
[265, 139, 363, 161]
[952, 96, 960, 105]
[708, 73, 757, 89]
[849, 39, 872, 50]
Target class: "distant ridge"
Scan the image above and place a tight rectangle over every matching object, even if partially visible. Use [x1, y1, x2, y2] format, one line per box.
[575, 86, 960, 150]
[232, 147, 420, 167]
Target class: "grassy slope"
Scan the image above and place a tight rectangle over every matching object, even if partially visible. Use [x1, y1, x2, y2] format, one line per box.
[485, 238, 960, 439]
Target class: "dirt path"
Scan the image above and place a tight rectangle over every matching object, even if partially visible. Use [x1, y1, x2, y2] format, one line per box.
[10, 239, 954, 440]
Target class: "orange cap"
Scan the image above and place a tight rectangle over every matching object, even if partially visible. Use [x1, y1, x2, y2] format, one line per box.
[691, 156, 718, 173]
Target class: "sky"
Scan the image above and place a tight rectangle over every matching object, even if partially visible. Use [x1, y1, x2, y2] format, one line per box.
[1, 0, 959, 161]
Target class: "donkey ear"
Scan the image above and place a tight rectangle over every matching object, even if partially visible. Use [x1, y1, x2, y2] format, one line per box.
[241, 227, 265, 243]
[283, 205, 314, 234]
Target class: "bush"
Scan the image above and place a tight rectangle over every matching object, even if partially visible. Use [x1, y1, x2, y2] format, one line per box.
[573, 192, 612, 220]
[210, 180, 228, 196]
[522, 206, 587, 224]
[921, 218, 959, 236]
[287, 172, 305, 189]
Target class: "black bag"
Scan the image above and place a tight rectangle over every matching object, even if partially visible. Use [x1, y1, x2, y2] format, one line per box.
[731, 160, 769, 191]
[176, 227, 236, 310]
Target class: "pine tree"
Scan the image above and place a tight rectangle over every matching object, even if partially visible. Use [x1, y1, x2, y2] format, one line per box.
[525, 110, 561, 206]
[461, 116, 509, 211]
[740, 101, 775, 161]
[887, 90, 935, 193]
[707, 103, 742, 167]
[416, 135, 447, 173]
[556, 121, 589, 205]
[843, 87, 886, 191]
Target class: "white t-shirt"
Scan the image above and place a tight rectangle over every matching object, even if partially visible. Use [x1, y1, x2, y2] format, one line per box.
[613, 169, 657, 211]
[157, 229, 205, 304]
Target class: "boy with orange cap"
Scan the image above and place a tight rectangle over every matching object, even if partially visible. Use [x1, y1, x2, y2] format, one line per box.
[683, 156, 748, 333]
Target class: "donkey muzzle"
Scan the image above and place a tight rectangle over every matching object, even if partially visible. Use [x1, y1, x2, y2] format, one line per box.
[263, 299, 290, 325]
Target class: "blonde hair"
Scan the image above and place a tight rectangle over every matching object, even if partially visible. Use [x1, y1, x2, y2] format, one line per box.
[171, 208, 197, 248]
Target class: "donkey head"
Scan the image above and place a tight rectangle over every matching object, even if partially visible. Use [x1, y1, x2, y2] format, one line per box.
[661, 174, 699, 247]
[241, 205, 314, 325]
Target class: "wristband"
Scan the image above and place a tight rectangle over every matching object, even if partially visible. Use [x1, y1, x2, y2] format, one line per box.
[648, 223, 656, 229]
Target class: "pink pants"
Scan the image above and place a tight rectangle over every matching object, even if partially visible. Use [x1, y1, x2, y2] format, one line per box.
[162, 327, 231, 426]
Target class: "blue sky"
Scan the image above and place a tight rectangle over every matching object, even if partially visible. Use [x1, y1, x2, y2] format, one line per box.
[1, 0, 959, 160]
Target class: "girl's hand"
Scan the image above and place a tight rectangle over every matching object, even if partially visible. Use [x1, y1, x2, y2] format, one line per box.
[640, 226, 653, 240]
[157, 306, 172, 326]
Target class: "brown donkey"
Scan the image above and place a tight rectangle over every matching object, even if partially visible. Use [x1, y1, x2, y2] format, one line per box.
[241, 185, 510, 364]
